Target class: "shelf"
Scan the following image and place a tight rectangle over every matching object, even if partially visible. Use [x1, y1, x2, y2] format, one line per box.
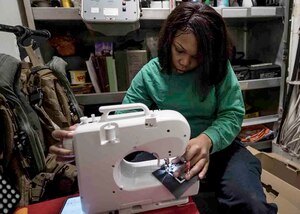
[75, 77, 280, 109]
[32, 7, 82, 20]
[250, 6, 284, 17]
[76, 92, 279, 127]
[75, 91, 126, 105]
[31, 6, 284, 21]
[222, 6, 283, 18]
[140, 8, 170, 20]
[242, 114, 278, 127]
[239, 77, 281, 90]
[272, 143, 300, 166]
[245, 140, 272, 151]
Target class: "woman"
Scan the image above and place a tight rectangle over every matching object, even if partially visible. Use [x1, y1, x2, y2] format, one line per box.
[117, 2, 277, 214]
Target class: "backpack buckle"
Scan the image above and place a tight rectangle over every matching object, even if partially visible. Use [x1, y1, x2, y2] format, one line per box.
[29, 87, 43, 106]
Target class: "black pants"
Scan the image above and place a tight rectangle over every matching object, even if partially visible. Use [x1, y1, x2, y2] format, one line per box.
[198, 140, 278, 214]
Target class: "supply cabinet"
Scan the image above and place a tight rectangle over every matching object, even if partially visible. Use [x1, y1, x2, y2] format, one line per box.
[21, 0, 286, 150]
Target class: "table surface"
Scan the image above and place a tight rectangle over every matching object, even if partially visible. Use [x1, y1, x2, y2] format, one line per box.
[15, 195, 200, 214]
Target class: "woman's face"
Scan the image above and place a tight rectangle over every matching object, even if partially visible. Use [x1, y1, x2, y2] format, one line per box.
[171, 30, 202, 74]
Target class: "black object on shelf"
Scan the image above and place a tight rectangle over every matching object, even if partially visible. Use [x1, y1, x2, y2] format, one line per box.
[249, 64, 281, 79]
[0, 24, 51, 47]
[0, 24, 51, 59]
[233, 65, 251, 81]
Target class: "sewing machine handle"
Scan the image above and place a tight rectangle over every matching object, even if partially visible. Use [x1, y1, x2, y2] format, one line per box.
[99, 103, 150, 121]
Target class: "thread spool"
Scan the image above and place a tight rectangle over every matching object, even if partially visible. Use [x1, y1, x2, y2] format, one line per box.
[61, 0, 73, 8]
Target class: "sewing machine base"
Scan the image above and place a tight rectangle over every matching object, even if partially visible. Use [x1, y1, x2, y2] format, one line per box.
[61, 195, 190, 214]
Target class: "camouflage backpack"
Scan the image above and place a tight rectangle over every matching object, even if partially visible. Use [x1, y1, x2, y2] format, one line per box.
[20, 45, 83, 150]
[0, 52, 81, 207]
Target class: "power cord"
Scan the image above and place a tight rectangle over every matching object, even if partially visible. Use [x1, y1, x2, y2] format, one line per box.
[277, 29, 300, 158]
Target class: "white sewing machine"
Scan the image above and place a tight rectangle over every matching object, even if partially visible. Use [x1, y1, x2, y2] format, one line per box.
[73, 103, 199, 214]
[80, 0, 140, 35]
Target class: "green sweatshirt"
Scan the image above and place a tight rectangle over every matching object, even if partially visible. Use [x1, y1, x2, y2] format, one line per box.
[122, 57, 245, 153]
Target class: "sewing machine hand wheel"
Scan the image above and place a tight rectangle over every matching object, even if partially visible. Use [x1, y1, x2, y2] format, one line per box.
[99, 103, 150, 121]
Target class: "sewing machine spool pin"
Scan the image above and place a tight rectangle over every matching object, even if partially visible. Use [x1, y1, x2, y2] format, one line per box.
[101, 122, 119, 145]
[104, 123, 117, 141]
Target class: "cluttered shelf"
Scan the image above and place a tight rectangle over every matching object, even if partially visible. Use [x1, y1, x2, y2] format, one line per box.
[24, 0, 283, 152]
[75, 91, 126, 106]
[74, 91, 278, 151]
[245, 140, 273, 151]
[239, 77, 281, 90]
[30, 6, 284, 21]
[74, 77, 281, 105]
[242, 114, 278, 127]
[74, 91, 278, 126]
[75, 94, 278, 125]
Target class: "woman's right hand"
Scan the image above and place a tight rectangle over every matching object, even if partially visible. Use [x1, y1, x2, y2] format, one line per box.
[50, 124, 78, 157]
[172, 133, 212, 181]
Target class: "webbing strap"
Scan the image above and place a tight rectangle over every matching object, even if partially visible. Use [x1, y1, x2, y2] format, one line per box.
[31, 172, 55, 202]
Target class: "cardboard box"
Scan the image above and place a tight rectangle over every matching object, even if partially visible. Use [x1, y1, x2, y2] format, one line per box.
[247, 146, 300, 214]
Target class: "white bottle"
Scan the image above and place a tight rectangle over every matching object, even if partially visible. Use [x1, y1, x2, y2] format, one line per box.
[242, 0, 253, 7]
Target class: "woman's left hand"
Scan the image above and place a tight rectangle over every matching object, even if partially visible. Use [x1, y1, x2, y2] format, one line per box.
[49, 124, 78, 157]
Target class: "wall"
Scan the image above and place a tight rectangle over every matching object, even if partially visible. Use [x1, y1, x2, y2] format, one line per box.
[0, 1, 25, 59]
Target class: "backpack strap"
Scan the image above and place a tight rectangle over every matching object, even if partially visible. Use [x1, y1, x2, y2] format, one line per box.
[24, 45, 83, 121]
[27, 65, 50, 107]
[30, 154, 77, 202]
[30, 172, 55, 202]
[24, 46, 83, 126]
[0, 93, 43, 177]
[0, 54, 46, 175]
[48, 56, 83, 119]
[0, 93, 36, 206]
[0, 94, 15, 170]
[0, 53, 79, 205]
[21, 46, 81, 148]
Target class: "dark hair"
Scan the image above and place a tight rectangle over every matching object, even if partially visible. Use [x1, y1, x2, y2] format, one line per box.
[158, 2, 232, 96]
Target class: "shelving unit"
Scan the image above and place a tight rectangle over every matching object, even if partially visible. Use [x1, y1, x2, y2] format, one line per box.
[239, 77, 281, 90]
[75, 78, 281, 104]
[244, 140, 272, 151]
[22, 1, 285, 150]
[242, 114, 278, 127]
[75, 91, 126, 106]
[27, 6, 284, 21]
[74, 78, 280, 128]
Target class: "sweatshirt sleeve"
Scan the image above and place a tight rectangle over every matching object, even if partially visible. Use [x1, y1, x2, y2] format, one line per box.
[202, 63, 245, 153]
